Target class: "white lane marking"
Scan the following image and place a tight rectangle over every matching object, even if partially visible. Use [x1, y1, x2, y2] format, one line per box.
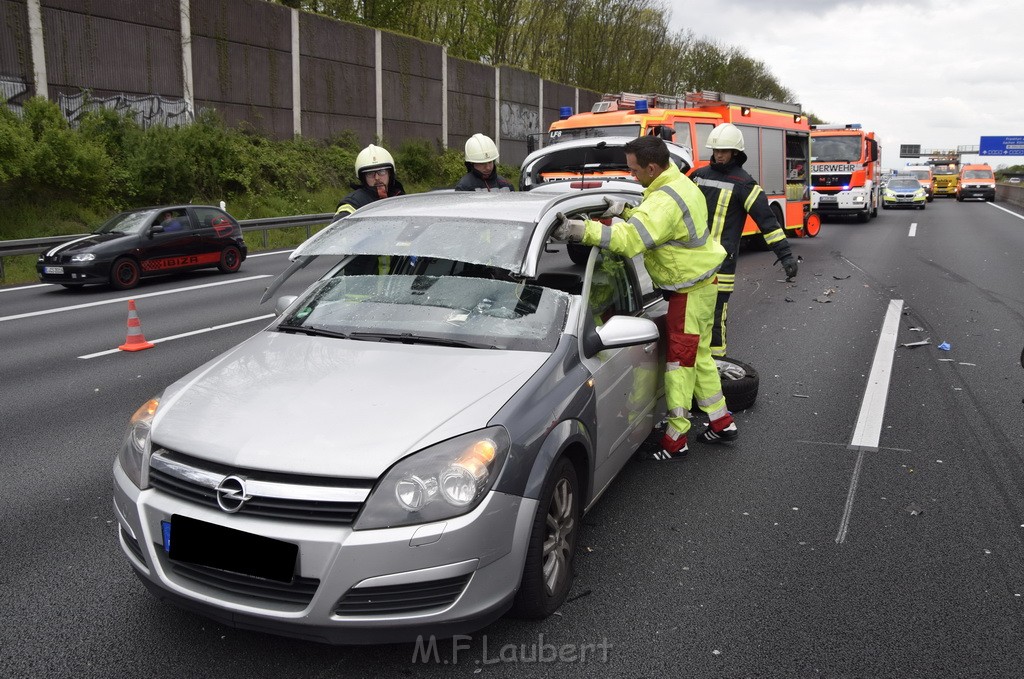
[835, 298, 904, 545]
[78, 314, 276, 359]
[908, 222, 917, 237]
[0, 283, 54, 293]
[0, 275, 271, 323]
[246, 249, 294, 258]
[988, 202, 1024, 220]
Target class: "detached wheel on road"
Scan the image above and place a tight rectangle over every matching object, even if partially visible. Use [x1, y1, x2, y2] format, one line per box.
[218, 246, 242, 273]
[110, 257, 141, 290]
[719, 356, 760, 412]
[511, 457, 579, 619]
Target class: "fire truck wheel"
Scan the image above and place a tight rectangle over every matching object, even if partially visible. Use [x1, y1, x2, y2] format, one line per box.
[566, 243, 591, 266]
[719, 356, 759, 412]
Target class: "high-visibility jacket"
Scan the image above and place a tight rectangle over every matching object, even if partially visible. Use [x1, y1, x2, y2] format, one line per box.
[334, 179, 405, 217]
[689, 153, 793, 292]
[580, 163, 726, 292]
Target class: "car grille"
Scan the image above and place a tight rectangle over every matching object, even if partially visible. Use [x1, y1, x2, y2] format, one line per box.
[148, 449, 371, 524]
[165, 556, 321, 606]
[333, 574, 472, 616]
[812, 174, 852, 188]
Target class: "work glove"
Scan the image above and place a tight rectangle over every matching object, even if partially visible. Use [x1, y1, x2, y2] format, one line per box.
[781, 255, 799, 280]
[599, 196, 626, 218]
[551, 213, 586, 243]
[715, 359, 746, 381]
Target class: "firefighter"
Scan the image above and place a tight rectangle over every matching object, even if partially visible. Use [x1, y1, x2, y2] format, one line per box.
[335, 144, 405, 217]
[551, 136, 737, 458]
[455, 133, 514, 192]
[689, 123, 799, 358]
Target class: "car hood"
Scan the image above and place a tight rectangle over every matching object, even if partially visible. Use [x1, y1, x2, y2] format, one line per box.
[46, 232, 131, 257]
[152, 331, 549, 479]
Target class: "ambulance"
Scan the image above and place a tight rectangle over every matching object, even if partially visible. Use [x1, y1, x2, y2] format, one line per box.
[541, 90, 820, 239]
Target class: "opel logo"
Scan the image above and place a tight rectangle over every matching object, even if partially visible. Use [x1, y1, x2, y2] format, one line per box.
[215, 475, 252, 513]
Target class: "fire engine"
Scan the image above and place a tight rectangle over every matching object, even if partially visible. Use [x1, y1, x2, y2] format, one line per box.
[810, 124, 881, 222]
[544, 90, 821, 239]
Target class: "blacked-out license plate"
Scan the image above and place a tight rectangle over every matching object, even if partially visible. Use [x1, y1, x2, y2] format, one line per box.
[165, 515, 298, 583]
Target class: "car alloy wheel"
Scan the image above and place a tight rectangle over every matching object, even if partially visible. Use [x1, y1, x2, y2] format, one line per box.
[110, 257, 141, 290]
[511, 457, 579, 619]
[218, 246, 242, 273]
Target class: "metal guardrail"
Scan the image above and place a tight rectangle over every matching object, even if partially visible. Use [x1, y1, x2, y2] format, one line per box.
[0, 212, 337, 280]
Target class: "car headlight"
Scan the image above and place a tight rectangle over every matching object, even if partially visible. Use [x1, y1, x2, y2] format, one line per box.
[117, 398, 159, 488]
[71, 253, 96, 262]
[915, 190, 926, 198]
[852, 195, 865, 204]
[883, 189, 895, 198]
[354, 426, 511, 530]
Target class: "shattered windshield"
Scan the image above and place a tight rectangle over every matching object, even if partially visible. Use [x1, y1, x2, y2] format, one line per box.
[279, 273, 568, 352]
[293, 216, 532, 272]
[811, 135, 861, 162]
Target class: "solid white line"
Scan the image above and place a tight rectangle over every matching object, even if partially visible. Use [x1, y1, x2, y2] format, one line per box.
[0, 275, 271, 323]
[987, 202, 1024, 220]
[78, 314, 276, 359]
[834, 299, 904, 544]
[0, 283, 54, 293]
[908, 222, 917, 237]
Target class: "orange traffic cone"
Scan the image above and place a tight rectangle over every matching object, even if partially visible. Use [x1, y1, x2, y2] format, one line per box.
[118, 299, 155, 352]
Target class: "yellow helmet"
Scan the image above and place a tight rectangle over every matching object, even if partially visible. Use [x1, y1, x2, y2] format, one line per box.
[464, 133, 499, 163]
[706, 123, 745, 152]
[354, 144, 395, 176]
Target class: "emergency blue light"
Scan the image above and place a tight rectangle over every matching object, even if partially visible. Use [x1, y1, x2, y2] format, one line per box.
[635, 99, 649, 114]
[559, 106, 573, 119]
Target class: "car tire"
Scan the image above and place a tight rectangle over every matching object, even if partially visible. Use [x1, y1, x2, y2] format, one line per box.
[110, 257, 141, 290]
[510, 456, 579, 619]
[857, 209, 870, 223]
[719, 356, 759, 412]
[566, 243, 590, 266]
[218, 246, 242, 273]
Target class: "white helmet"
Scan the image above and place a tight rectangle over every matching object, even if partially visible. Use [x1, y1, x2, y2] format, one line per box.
[706, 123, 745, 152]
[465, 133, 499, 163]
[355, 144, 395, 176]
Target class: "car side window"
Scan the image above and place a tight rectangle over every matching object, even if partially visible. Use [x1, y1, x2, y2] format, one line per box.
[588, 253, 638, 325]
[155, 209, 188, 233]
[194, 207, 233, 231]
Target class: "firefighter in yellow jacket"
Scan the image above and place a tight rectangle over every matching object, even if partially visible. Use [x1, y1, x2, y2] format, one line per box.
[552, 136, 737, 458]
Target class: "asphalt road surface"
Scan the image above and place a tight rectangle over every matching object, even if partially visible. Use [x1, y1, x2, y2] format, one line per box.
[2, 198, 1023, 678]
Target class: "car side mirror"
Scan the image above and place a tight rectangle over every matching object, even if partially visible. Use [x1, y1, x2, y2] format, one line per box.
[583, 315, 659, 359]
[149, 224, 164, 237]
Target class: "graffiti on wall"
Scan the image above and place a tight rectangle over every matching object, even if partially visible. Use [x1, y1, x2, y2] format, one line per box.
[500, 101, 540, 141]
[0, 75, 31, 112]
[59, 91, 194, 129]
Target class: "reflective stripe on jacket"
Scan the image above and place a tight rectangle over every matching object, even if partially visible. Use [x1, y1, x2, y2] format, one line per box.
[580, 163, 726, 292]
[690, 160, 791, 265]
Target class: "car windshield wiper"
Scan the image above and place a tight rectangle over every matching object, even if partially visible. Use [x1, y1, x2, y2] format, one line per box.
[277, 324, 349, 340]
[348, 331, 499, 349]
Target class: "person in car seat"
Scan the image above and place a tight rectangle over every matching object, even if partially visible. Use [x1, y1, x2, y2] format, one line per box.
[159, 211, 184, 232]
[455, 134, 514, 192]
[551, 136, 736, 459]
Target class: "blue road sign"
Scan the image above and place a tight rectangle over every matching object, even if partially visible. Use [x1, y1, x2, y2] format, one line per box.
[979, 136, 1024, 156]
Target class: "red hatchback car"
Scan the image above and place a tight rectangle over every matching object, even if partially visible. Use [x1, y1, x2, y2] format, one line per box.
[36, 205, 248, 290]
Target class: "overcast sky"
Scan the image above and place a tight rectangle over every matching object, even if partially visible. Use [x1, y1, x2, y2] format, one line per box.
[668, 0, 1023, 169]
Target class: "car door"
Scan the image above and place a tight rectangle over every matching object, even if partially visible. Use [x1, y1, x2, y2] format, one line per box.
[139, 209, 199, 274]
[188, 207, 236, 269]
[580, 250, 660, 496]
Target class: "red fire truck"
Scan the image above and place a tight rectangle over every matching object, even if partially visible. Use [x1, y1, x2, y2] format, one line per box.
[809, 124, 882, 222]
[544, 90, 821, 239]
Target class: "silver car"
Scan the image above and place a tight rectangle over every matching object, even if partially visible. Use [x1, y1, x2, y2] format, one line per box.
[112, 189, 665, 644]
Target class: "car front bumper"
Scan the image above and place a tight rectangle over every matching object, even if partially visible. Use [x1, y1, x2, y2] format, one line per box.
[112, 461, 535, 644]
[36, 259, 112, 285]
[958, 187, 995, 200]
[882, 196, 925, 208]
